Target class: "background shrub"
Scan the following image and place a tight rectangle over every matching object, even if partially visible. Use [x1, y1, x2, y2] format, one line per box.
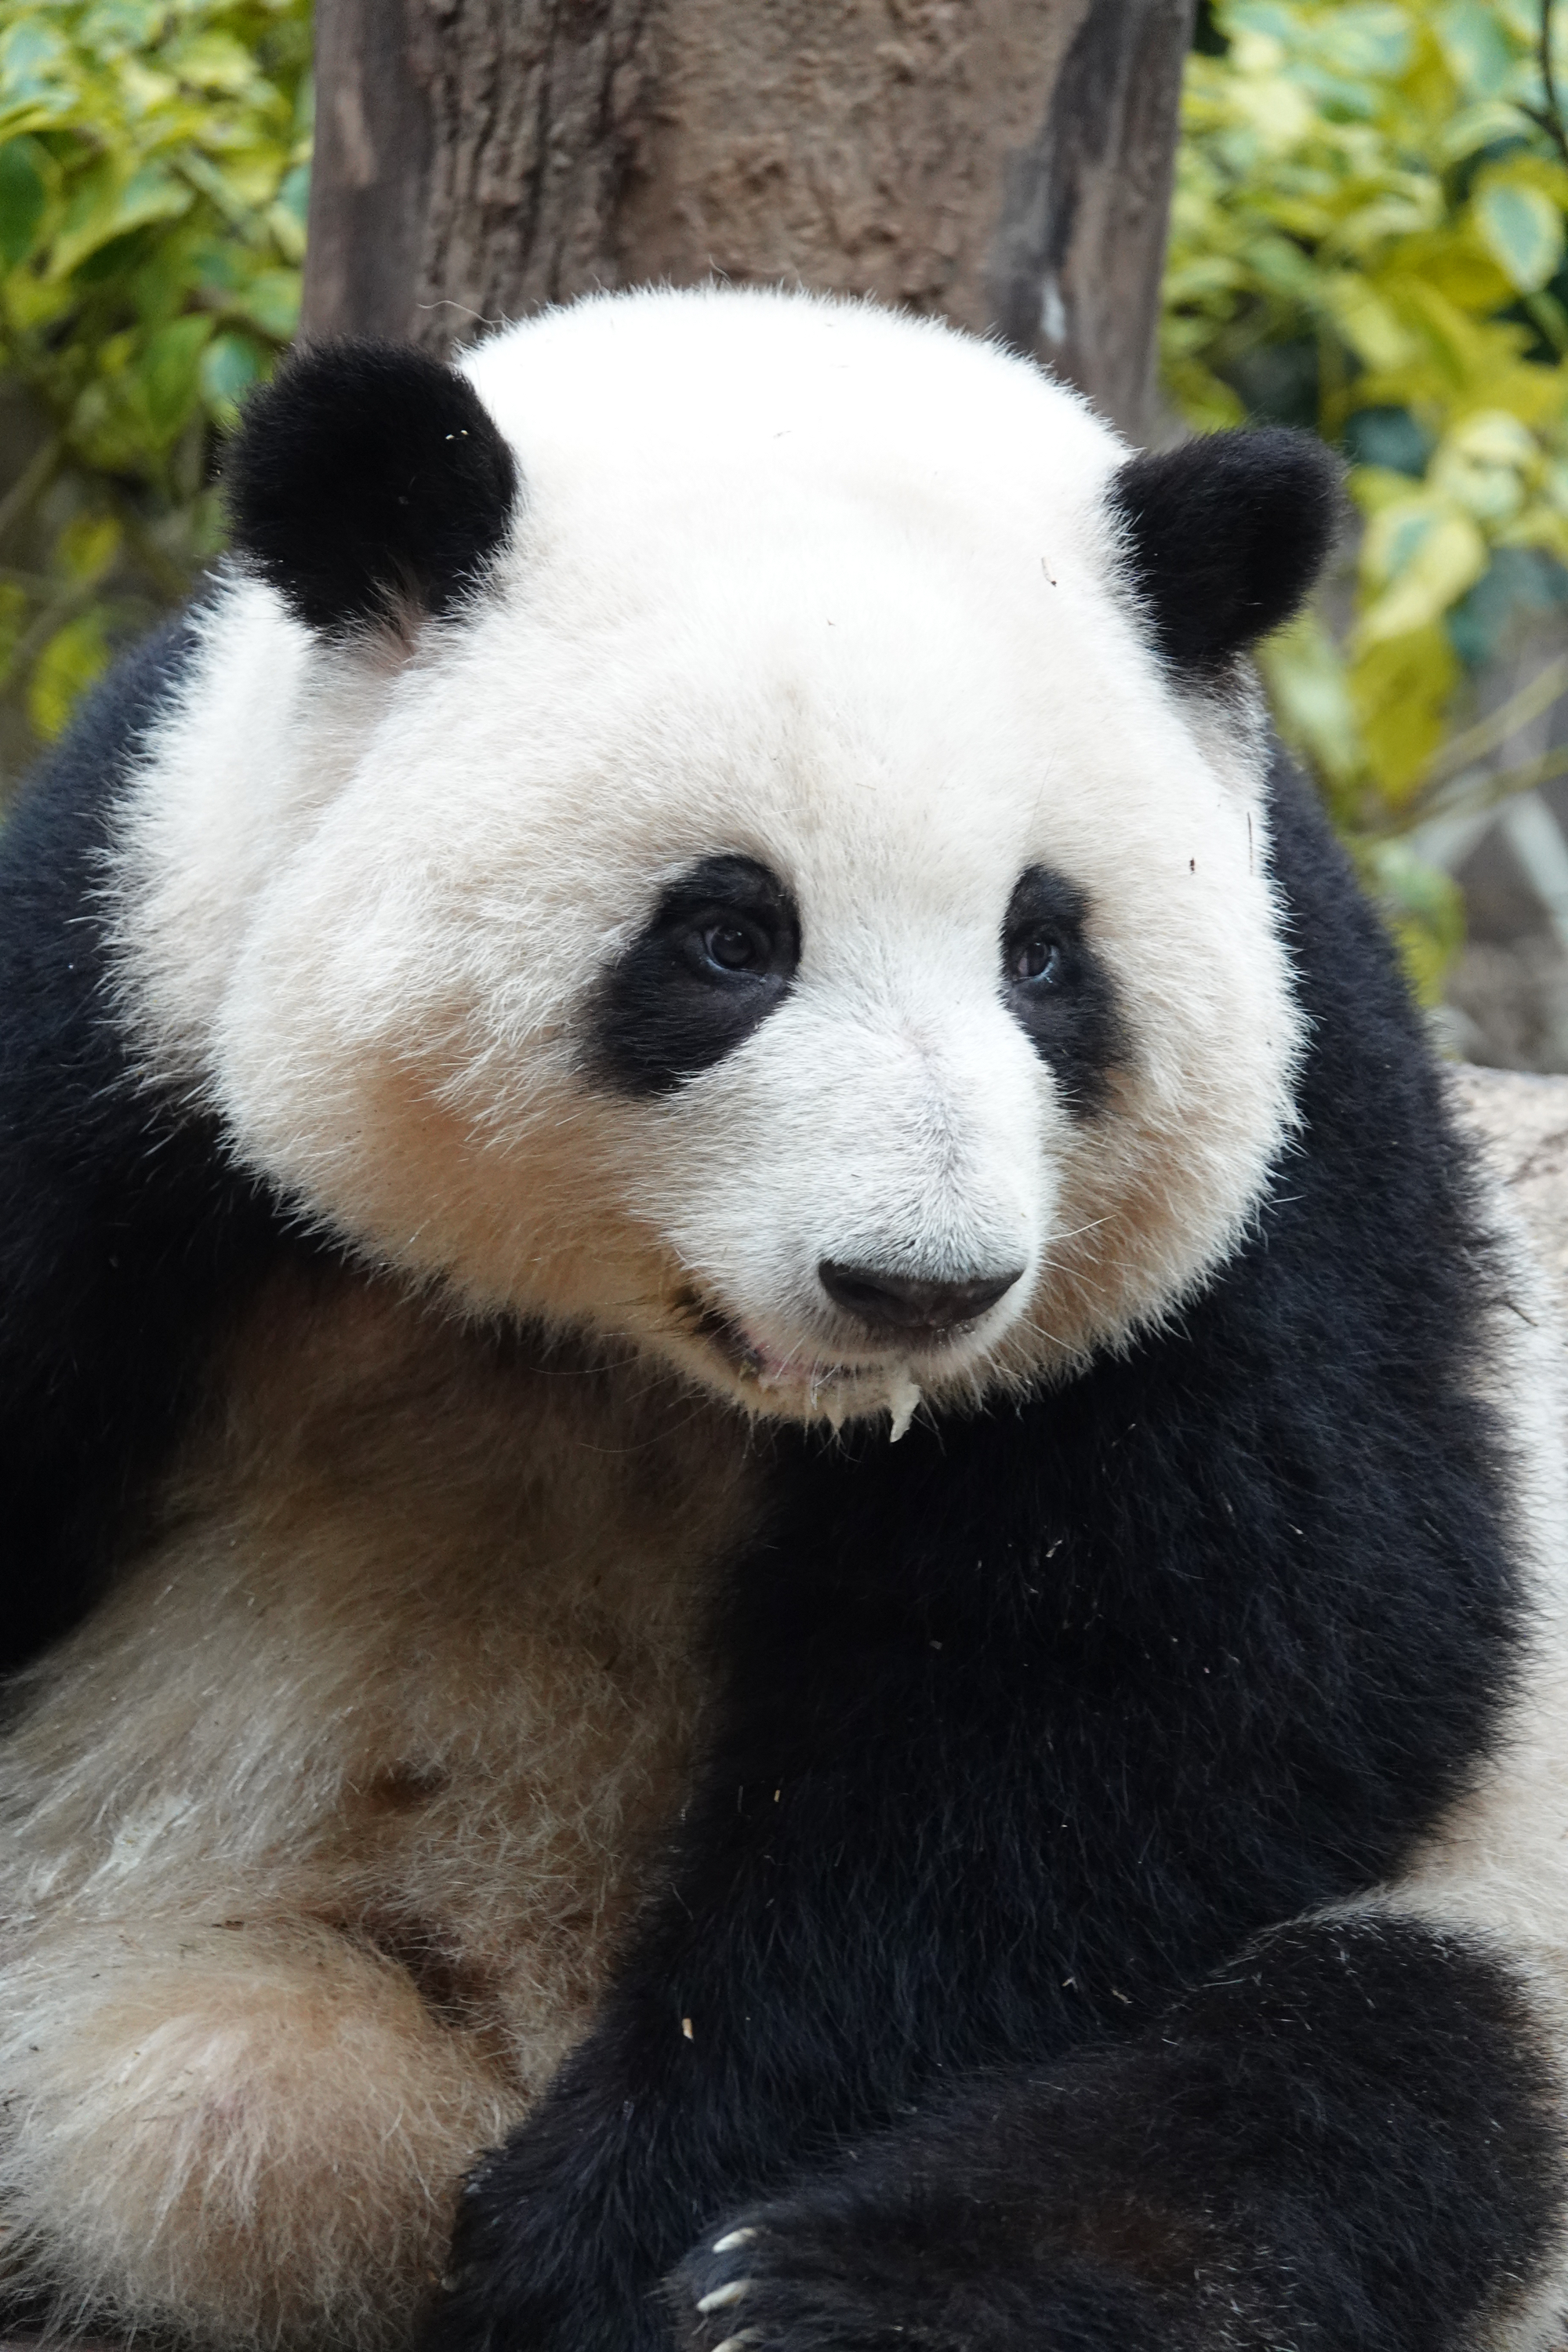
[1168, 0, 1568, 993]
[0, 0, 308, 781]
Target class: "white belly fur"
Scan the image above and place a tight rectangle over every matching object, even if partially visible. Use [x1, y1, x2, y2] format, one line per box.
[0, 1263, 760, 2351]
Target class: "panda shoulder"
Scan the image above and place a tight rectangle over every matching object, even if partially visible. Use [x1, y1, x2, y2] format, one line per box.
[0, 610, 292, 1671]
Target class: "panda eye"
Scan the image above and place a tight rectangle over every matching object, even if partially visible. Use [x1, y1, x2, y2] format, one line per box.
[998, 864, 1125, 1120]
[662, 863, 800, 990]
[594, 853, 800, 1096]
[695, 915, 771, 977]
[1010, 934, 1062, 988]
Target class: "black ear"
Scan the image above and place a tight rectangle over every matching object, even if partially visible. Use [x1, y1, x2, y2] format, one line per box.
[1107, 428, 1341, 677]
[224, 341, 520, 637]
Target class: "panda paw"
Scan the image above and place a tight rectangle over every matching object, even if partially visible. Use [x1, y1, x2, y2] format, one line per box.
[669, 2192, 1172, 2352]
[673, 2221, 761, 2351]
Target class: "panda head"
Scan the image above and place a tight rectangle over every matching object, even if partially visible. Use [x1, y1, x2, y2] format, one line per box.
[116, 290, 1338, 1429]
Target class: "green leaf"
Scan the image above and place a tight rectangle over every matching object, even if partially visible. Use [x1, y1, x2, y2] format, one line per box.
[0, 24, 74, 114]
[1439, 98, 1536, 162]
[183, 480, 228, 561]
[1167, 0, 1568, 898]
[1434, 0, 1517, 100]
[1359, 503, 1490, 640]
[1342, 404, 1432, 475]
[169, 31, 256, 96]
[49, 158, 192, 279]
[198, 324, 264, 425]
[79, 4, 176, 55]
[1322, 274, 1419, 369]
[1474, 177, 1566, 293]
[1448, 546, 1568, 664]
[0, 579, 28, 674]
[136, 310, 213, 440]
[27, 607, 111, 742]
[0, 136, 47, 267]
[1256, 608, 1364, 793]
[1367, 840, 1465, 1004]
[234, 263, 297, 338]
[190, 238, 248, 295]
[54, 509, 122, 585]
[1317, 5, 1413, 83]
[275, 157, 308, 227]
[1352, 622, 1460, 797]
[267, 154, 307, 259]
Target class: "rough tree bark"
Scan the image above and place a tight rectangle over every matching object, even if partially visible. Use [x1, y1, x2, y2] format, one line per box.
[301, 0, 1194, 440]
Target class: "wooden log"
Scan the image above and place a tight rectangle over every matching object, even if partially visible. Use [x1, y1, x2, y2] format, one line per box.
[1451, 1065, 1568, 1319]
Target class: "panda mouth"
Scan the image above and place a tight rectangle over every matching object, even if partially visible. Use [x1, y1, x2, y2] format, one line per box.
[679, 1290, 926, 1436]
[691, 1299, 857, 1389]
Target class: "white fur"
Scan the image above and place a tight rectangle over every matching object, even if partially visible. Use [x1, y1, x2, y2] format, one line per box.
[111, 288, 1301, 1426]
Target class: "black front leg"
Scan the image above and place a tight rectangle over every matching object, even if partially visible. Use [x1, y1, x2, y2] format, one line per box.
[433, 2042, 691, 2352]
[426, 1763, 959, 2352]
[421, 1425, 1113, 2352]
[669, 1917, 1566, 2352]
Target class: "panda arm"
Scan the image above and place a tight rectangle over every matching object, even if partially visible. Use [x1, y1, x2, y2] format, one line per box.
[439, 1812, 1565, 2352]
[672, 1912, 1563, 2352]
[0, 616, 285, 1669]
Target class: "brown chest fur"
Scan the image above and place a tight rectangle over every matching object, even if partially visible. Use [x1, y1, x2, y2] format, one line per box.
[0, 1265, 761, 2347]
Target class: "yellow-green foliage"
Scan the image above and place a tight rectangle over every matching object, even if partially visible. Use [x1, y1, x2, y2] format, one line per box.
[0, 0, 307, 758]
[1167, 0, 1568, 997]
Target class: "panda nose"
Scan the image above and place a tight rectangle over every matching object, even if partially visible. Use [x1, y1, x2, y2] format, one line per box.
[818, 1261, 1024, 1338]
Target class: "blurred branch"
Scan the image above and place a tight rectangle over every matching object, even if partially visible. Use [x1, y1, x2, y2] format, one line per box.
[1414, 742, 1568, 829]
[1520, 0, 1568, 168]
[1413, 651, 1568, 799]
[0, 440, 62, 556]
[112, 498, 196, 605]
[0, 581, 96, 695]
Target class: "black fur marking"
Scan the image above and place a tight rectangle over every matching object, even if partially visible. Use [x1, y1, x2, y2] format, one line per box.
[590, 854, 800, 1096]
[224, 341, 519, 637]
[1109, 430, 1341, 676]
[429, 757, 1538, 2352]
[670, 1918, 1564, 2352]
[1000, 864, 1125, 1115]
[0, 619, 302, 1674]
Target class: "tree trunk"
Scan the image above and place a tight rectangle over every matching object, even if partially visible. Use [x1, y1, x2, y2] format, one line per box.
[301, 0, 1193, 441]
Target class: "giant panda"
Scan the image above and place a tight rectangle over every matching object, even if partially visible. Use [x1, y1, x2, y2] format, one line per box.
[1, 284, 1566, 2352]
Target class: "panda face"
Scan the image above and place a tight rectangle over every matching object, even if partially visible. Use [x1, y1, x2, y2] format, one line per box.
[113, 290, 1319, 1428]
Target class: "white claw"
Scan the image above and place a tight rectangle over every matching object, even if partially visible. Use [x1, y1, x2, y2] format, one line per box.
[696, 2280, 752, 2315]
[710, 2334, 760, 2352]
[712, 2229, 758, 2256]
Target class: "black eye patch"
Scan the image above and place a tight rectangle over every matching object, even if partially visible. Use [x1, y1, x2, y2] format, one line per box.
[590, 854, 800, 1097]
[1000, 866, 1126, 1117]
